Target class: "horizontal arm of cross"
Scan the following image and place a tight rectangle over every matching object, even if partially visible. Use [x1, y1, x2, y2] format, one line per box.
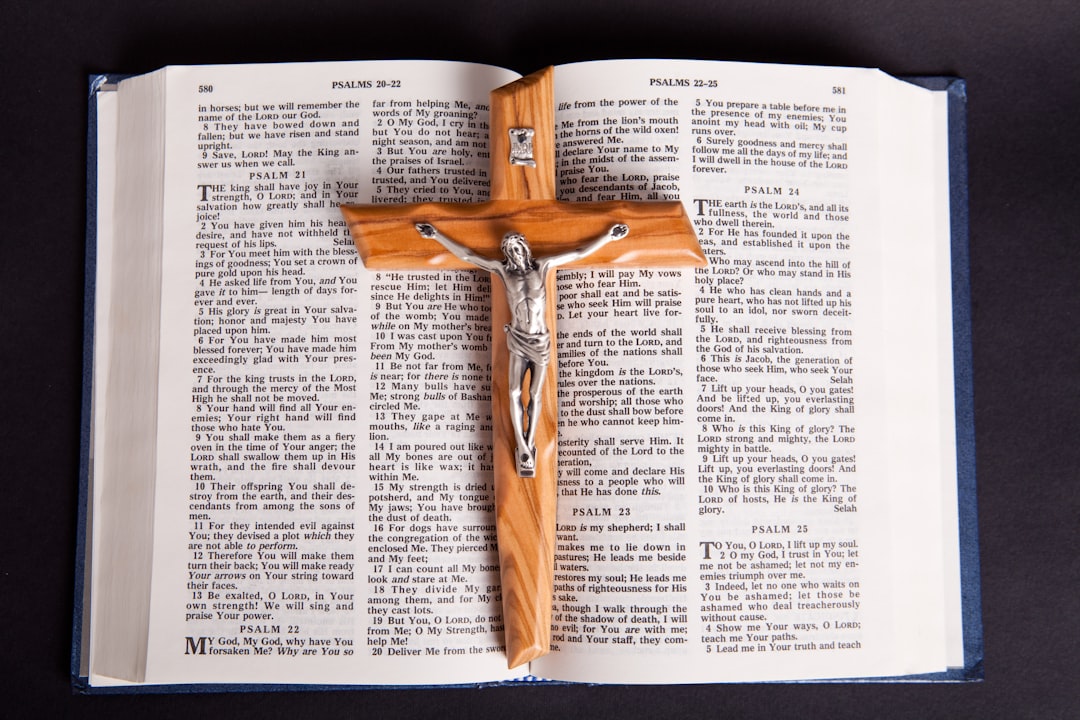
[342, 199, 706, 270]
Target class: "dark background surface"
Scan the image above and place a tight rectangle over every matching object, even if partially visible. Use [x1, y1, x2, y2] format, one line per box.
[3, 1, 1077, 717]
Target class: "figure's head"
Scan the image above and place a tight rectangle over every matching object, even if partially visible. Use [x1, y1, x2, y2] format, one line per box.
[501, 232, 533, 270]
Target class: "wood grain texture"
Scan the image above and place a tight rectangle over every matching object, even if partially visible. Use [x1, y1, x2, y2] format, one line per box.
[489, 67, 556, 201]
[342, 199, 707, 271]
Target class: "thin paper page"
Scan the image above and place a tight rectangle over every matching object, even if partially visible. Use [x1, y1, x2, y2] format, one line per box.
[86, 85, 119, 682]
[90, 70, 167, 684]
[875, 73, 954, 674]
[927, 88, 964, 667]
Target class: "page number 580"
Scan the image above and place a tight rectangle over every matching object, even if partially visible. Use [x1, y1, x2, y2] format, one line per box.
[198, 84, 214, 93]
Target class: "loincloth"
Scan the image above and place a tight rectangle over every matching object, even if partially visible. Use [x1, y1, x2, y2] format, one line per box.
[504, 325, 551, 366]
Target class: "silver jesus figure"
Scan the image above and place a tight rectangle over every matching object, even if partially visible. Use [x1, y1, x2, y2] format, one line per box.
[415, 222, 628, 476]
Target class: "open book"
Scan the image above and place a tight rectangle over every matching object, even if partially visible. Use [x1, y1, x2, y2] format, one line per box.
[77, 59, 979, 690]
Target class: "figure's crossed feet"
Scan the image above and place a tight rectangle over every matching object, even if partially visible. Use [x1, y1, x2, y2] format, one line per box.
[516, 447, 536, 477]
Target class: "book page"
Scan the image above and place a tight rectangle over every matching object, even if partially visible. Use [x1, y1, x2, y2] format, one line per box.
[86, 83, 124, 679]
[530, 60, 956, 683]
[94, 60, 527, 686]
[88, 71, 167, 683]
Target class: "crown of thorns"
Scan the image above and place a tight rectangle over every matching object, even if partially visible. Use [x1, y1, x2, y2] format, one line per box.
[501, 232, 530, 255]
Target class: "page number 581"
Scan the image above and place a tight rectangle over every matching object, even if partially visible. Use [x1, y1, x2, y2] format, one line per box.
[832, 86, 846, 95]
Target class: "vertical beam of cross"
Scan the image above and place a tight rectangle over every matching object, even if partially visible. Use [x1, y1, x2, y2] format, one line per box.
[342, 67, 705, 667]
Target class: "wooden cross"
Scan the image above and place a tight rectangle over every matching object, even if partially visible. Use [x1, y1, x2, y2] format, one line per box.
[341, 67, 705, 668]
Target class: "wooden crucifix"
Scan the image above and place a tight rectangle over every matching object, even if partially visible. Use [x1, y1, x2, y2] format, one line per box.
[341, 67, 705, 668]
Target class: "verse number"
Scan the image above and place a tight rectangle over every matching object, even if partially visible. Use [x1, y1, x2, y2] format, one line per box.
[832, 86, 846, 95]
[198, 84, 214, 93]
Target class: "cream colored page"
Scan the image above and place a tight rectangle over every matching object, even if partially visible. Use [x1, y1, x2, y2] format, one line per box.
[89, 70, 167, 684]
[875, 79, 957, 670]
[139, 60, 525, 686]
[87, 86, 119, 676]
[531, 60, 952, 683]
[881, 86, 962, 668]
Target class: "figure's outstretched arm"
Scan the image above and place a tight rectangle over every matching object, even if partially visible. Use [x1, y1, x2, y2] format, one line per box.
[544, 224, 628, 269]
[416, 223, 503, 273]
